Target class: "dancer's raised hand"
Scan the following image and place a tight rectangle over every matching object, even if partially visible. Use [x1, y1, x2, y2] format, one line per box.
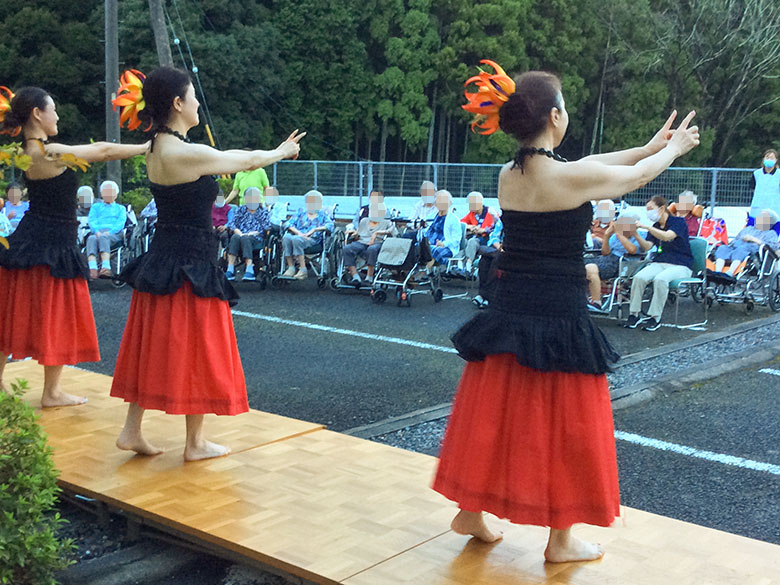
[668, 110, 700, 157]
[645, 110, 678, 154]
[278, 129, 306, 160]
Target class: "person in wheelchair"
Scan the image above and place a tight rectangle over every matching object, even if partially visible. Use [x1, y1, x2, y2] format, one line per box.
[670, 190, 701, 237]
[0, 198, 11, 238]
[453, 193, 496, 278]
[585, 213, 643, 312]
[264, 186, 288, 231]
[471, 213, 504, 309]
[225, 187, 270, 282]
[590, 199, 616, 249]
[212, 190, 231, 249]
[86, 180, 126, 279]
[76, 185, 93, 218]
[424, 190, 461, 270]
[713, 209, 779, 276]
[411, 181, 439, 223]
[342, 201, 396, 286]
[282, 190, 333, 279]
[353, 190, 389, 227]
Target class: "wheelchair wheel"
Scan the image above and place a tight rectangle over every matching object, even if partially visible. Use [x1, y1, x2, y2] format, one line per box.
[329, 277, 339, 291]
[396, 288, 410, 307]
[666, 291, 677, 306]
[372, 289, 387, 304]
[768, 273, 780, 312]
[270, 276, 286, 289]
[690, 283, 704, 303]
[744, 299, 755, 314]
[432, 288, 443, 303]
[317, 277, 327, 289]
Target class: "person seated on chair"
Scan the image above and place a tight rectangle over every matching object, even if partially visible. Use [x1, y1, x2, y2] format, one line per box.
[353, 190, 388, 227]
[225, 187, 270, 282]
[343, 202, 397, 286]
[264, 186, 288, 230]
[212, 190, 231, 249]
[282, 190, 334, 279]
[670, 190, 701, 237]
[76, 185, 93, 218]
[86, 180, 126, 279]
[590, 199, 616, 249]
[2, 182, 28, 233]
[713, 209, 780, 276]
[585, 213, 643, 312]
[424, 190, 461, 269]
[472, 212, 504, 309]
[625, 196, 693, 331]
[139, 197, 158, 225]
[461, 191, 495, 242]
[411, 181, 439, 224]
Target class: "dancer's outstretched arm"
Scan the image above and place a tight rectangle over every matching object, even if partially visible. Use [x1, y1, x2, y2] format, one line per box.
[580, 111, 679, 166]
[560, 111, 699, 205]
[43, 141, 150, 164]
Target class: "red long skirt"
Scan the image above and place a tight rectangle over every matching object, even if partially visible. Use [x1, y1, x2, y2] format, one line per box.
[433, 354, 620, 529]
[110, 282, 248, 415]
[0, 266, 100, 365]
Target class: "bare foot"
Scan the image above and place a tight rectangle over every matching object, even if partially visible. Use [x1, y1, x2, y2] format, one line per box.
[184, 440, 231, 462]
[116, 429, 164, 456]
[544, 534, 604, 563]
[40, 391, 88, 408]
[450, 510, 503, 543]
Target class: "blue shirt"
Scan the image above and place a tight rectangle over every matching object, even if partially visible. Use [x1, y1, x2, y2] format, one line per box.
[426, 214, 446, 245]
[227, 206, 271, 241]
[607, 233, 641, 258]
[2, 201, 29, 229]
[87, 201, 126, 234]
[0, 212, 11, 237]
[647, 215, 693, 268]
[285, 209, 334, 244]
[487, 218, 503, 248]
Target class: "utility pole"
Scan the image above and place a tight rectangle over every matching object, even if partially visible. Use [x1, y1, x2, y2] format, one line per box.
[105, 0, 121, 186]
[149, 0, 173, 67]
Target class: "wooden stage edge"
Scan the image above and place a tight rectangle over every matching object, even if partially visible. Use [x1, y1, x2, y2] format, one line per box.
[8, 361, 780, 585]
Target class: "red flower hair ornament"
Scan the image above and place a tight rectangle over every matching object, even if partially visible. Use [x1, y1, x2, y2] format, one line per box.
[112, 70, 151, 131]
[0, 86, 21, 137]
[462, 60, 516, 135]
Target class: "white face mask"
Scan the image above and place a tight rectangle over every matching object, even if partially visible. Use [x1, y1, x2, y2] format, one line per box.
[246, 200, 260, 211]
[265, 195, 279, 206]
[214, 196, 226, 208]
[368, 205, 386, 222]
[646, 209, 660, 223]
[422, 195, 435, 205]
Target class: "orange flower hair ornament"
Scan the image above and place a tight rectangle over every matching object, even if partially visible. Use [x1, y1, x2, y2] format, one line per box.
[0, 86, 21, 137]
[112, 70, 150, 131]
[462, 60, 516, 135]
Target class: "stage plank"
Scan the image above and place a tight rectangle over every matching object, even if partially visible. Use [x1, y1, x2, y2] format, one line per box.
[343, 508, 780, 585]
[6, 361, 780, 585]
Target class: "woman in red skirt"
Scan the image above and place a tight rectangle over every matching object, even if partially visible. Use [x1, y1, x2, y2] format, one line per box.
[110, 67, 303, 461]
[434, 62, 700, 562]
[0, 87, 147, 407]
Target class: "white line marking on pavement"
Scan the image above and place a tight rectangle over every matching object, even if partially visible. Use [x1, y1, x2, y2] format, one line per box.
[615, 431, 780, 476]
[759, 368, 780, 377]
[231, 310, 459, 354]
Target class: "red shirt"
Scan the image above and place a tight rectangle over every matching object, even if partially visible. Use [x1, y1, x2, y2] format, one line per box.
[212, 204, 230, 227]
[461, 208, 495, 230]
[682, 213, 700, 236]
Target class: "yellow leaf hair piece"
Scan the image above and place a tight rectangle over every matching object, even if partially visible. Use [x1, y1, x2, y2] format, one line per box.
[112, 69, 150, 131]
[0, 86, 20, 137]
[462, 60, 516, 135]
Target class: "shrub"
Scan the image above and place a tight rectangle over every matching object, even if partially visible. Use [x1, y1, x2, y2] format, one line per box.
[0, 381, 74, 585]
[121, 186, 153, 216]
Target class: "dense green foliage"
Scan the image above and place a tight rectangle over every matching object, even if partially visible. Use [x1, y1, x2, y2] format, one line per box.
[0, 381, 75, 585]
[0, 0, 778, 167]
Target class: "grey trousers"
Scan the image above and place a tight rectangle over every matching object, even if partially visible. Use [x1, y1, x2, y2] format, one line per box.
[86, 232, 123, 256]
[629, 262, 692, 319]
[283, 233, 320, 256]
[342, 241, 382, 267]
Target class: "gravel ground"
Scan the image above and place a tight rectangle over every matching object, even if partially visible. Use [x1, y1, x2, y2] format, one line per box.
[55, 498, 127, 564]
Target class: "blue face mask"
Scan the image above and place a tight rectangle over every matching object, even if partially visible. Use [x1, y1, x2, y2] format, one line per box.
[763, 158, 776, 169]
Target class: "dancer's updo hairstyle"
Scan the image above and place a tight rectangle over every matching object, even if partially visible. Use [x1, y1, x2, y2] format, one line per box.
[137, 67, 191, 130]
[499, 71, 563, 143]
[1, 87, 50, 135]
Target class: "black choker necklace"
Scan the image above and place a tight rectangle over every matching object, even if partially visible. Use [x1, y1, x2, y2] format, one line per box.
[157, 126, 191, 143]
[513, 147, 567, 172]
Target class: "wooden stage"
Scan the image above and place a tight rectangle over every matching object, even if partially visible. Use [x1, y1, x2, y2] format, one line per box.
[8, 361, 780, 585]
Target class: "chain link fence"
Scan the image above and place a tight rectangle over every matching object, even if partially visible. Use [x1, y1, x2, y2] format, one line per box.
[269, 160, 756, 210]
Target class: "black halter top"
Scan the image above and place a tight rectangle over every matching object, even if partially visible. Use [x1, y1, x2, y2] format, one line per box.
[451, 202, 619, 374]
[0, 169, 89, 279]
[118, 175, 238, 305]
